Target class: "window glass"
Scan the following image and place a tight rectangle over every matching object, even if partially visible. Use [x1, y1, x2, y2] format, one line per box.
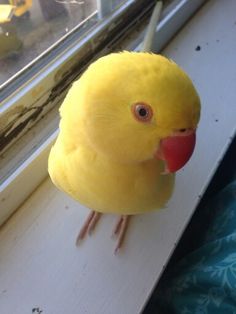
[0, 0, 129, 90]
[0, 0, 100, 86]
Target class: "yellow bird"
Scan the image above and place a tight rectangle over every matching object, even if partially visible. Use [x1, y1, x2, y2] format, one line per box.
[48, 51, 200, 252]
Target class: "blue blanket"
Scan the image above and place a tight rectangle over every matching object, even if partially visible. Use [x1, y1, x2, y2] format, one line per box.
[147, 181, 236, 313]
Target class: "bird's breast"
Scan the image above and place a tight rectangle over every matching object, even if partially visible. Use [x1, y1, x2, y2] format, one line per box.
[53, 143, 175, 215]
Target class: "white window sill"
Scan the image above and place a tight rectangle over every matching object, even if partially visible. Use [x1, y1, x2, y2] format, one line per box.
[0, 0, 236, 313]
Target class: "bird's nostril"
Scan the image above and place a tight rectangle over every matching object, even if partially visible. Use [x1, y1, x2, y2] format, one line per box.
[174, 128, 194, 136]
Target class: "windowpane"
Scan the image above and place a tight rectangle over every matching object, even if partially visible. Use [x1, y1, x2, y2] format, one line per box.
[0, 0, 98, 86]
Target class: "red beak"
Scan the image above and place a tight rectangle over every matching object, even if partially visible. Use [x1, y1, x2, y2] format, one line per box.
[155, 130, 196, 173]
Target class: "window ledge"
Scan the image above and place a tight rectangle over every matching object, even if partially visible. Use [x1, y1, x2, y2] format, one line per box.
[0, 0, 236, 313]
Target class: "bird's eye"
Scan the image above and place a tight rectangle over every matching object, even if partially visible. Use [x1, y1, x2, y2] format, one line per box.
[132, 102, 153, 123]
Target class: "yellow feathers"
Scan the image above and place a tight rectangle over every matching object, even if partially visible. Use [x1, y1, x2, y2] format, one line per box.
[48, 51, 200, 214]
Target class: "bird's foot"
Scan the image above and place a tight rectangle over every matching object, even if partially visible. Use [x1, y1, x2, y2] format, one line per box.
[76, 211, 131, 254]
[112, 215, 131, 254]
[76, 210, 101, 245]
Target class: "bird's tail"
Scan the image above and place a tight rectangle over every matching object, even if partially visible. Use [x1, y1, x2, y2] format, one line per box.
[142, 1, 163, 52]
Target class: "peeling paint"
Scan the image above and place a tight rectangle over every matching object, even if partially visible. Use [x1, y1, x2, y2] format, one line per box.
[31, 85, 45, 99]
[0, 105, 24, 128]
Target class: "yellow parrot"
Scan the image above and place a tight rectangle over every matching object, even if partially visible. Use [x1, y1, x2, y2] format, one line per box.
[48, 51, 200, 252]
[48, 2, 201, 253]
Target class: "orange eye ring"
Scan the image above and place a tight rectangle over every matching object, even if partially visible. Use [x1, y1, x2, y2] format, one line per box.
[131, 102, 153, 123]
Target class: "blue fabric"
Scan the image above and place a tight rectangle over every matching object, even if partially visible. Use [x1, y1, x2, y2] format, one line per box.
[154, 181, 236, 314]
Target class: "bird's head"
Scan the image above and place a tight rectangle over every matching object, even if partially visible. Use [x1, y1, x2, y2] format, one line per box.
[61, 52, 200, 173]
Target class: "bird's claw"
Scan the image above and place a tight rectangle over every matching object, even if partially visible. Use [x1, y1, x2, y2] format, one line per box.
[76, 212, 131, 254]
[76, 211, 101, 245]
[112, 215, 131, 254]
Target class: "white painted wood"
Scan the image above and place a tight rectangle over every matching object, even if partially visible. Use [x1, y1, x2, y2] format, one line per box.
[0, 0, 236, 313]
[0, 130, 58, 225]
